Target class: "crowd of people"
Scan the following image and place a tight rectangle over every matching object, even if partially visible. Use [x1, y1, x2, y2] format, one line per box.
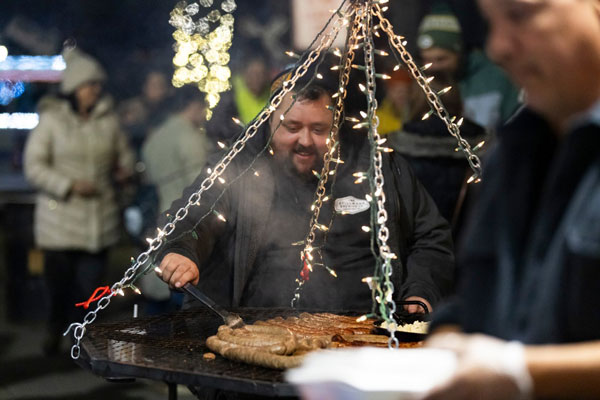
[19, 0, 600, 398]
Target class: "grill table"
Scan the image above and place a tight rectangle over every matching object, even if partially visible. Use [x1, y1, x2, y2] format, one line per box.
[74, 307, 302, 398]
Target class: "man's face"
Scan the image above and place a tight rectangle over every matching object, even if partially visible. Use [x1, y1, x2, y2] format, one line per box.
[269, 92, 333, 178]
[478, 0, 600, 122]
[420, 47, 460, 81]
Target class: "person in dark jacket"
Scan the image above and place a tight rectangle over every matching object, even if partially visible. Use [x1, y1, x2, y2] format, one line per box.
[424, 0, 600, 399]
[153, 72, 455, 315]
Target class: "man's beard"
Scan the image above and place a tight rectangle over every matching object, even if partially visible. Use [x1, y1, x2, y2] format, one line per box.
[279, 144, 324, 182]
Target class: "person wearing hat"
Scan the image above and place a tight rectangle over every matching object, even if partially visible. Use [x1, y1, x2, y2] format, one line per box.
[24, 47, 135, 355]
[417, 3, 520, 132]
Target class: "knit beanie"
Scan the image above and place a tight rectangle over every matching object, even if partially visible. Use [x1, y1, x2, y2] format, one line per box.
[60, 47, 107, 94]
[417, 4, 463, 53]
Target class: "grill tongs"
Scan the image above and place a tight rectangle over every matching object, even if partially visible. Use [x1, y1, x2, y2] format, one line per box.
[182, 283, 244, 329]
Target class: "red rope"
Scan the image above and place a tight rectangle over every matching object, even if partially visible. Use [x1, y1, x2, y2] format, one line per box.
[75, 286, 114, 309]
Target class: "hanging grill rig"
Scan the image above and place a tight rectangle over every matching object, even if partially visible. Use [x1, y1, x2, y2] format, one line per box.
[66, 0, 482, 359]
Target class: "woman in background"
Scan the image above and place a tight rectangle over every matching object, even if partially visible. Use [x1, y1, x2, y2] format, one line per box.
[24, 47, 135, 355]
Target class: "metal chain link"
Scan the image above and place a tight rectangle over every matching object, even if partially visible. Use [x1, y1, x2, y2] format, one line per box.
[373, 5, 482, 178]
[360, 1, 399, 349]
[64, 6, 351, 359]
[292, 5, 362, 307]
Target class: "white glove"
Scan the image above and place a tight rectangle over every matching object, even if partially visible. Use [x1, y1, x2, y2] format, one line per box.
[423, 332, 533, 400]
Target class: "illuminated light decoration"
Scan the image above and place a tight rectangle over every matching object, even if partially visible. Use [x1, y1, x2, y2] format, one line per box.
[285, 50, 301, 59]
[169, 1, 236, 118]
[231, 116, 244, 127]
[425, 76, 435, 84]
[0, 113, 39, 130]
[214, 211, 227, 222]
[437, 86, 452, 96]
[421, 62, 433, 71]
[393, 64, 401, 71]
[356, 315, 368, 322]
[154, 266, 163, 274]
[361, 225, 371, 232]
[0, 55, 65, 81]
[0, 46, 7, 62]
[218, 176, 226, 184]
[422, 109, 434, 120]
[473, 140, 485, 151]
[217, 140, 226, 148]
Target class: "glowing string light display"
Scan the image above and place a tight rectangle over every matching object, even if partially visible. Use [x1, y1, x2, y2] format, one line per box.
[169, 0, 237, 117]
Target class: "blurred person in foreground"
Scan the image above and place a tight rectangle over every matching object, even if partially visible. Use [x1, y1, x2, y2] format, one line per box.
[153, 70, 455, 316]
[417, 2, 521, 132]
[24, 47, 135, 355]
[424, 0, 600, 399]
[139, 86, 212, 314]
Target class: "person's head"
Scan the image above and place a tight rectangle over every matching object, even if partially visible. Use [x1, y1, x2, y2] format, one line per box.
[242, 56, 270, 97]
[417, 5, 464, 81]
[269, 75, 335, 179]
[143, 70, 171, 104]
[408, 77, 463, 122]
[478, 0, 600, 130]
[385, 68, 412, 111]
[172, 85, 207, 128]
[60, 47, 107, 113]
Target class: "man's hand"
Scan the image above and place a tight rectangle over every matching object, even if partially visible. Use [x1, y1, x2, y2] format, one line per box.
[403, 296, 432, 314]
[71, 180, 98, 197]
[423, 332, 533, 400]
[155, 253, 200, 288]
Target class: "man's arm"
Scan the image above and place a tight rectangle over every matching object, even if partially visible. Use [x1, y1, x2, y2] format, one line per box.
[425, 332, 600, 400]
[153, 154, 231, 288]
[391, 154, 455, 311]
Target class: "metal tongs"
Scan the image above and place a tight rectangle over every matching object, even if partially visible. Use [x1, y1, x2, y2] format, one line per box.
[182, 283, 244, 328]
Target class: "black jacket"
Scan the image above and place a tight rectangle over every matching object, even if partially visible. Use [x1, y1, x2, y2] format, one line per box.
[434, 107, 600, 344]
[156, 128, 455, 310]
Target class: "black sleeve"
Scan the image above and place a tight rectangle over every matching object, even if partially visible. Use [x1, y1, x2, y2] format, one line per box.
[393, 155, 456, 308]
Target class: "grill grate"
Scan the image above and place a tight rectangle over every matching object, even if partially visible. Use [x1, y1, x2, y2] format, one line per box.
[80, 308, 330, 396]
[79, 307, 423, 397]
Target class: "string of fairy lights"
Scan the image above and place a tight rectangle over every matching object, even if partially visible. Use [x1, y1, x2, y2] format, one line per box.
[169, 0, 237, 118]
[65, 0, 484, 358]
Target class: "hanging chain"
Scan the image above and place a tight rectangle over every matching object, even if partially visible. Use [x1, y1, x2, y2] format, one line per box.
[292, 6, 363, 307]
[64, 6, 352, 360]
[374, 5, 482, 179]
[360, 1, 399, 348]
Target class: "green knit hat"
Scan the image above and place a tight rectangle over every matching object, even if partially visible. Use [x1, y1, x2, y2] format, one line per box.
[417, 4, 463, 53]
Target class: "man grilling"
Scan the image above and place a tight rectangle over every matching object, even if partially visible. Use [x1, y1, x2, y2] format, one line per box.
[154, 71, 454, 315]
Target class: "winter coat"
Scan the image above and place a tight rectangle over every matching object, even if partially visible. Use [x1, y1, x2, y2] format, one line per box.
[154, 131, 455, 309]
[434, 107, 600, 344]
[24, 95, 135, 253]
[142, 114, 212, 213]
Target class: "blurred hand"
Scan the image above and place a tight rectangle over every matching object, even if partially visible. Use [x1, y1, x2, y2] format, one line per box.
[423, 332, 532, 400]
[71, 180, 98, 197]
[155, 253, 200, 288]
[403, 296, 432, 314]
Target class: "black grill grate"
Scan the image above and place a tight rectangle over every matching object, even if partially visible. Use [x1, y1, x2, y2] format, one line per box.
[79, 308, 327, 396]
